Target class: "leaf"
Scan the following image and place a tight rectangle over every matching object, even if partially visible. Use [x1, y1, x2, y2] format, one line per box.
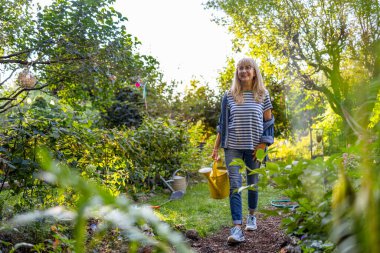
[256, 149, 266, 161]
[265, 162, 279, 171]
[237, 184, 257, 193]
[229, 159, 245, 167]
[247, 167, 266, 175]
[229, 158, 247, 173]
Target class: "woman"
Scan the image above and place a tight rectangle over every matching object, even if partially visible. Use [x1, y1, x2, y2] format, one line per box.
[212, 57, 274, 244]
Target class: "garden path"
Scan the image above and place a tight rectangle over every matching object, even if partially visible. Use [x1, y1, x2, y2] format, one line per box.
[189, 212, 290, 253]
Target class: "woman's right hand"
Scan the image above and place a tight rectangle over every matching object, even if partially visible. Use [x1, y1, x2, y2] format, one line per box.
[211, 133, 221, 161]
[211, 148, 219, 161]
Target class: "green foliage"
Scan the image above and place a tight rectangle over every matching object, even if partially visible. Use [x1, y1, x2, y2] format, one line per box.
[169, 80, 220, 132]
[271, 125, 346, 161]
[270, 136, 311, 161]
[0, 0, 34, 52]
[206, 0, 380, 137]
[232, 140, 377, 252]
[0, 1, 379, 252]
[183, 120, 217, 171]
[129, 117, 190, 182]
[284, 81, 326, 134]
[0, 220, 63, 252]
[0, 149, 192, 253]
[266, 78, 292, 137]
[101, 87, 144, 128]
[262, 139, 380, 252]
[268, 158, 337, 237]
[0, 0, 164, 113]
[369, 91, 380, 128]
[330, 139, 380, 253]
[216, 57, 236, 92]
[0, 96, 198, 211]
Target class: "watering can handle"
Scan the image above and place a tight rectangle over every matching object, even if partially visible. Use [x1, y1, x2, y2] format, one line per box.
[210, 159, 224, 168]
[160, 175, 175, 192]
[172, 169, 189, 186]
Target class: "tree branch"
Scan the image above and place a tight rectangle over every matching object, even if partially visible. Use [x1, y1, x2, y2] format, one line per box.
[285, 0, 335, 79]
[0, 57, 88, 65]
[0, 48, 34, 59]
[0, 83, 49, 112]
[0, 94, 28, 114]
[3, 86, 24, 101]
[292, 32, 333, 78]
[289, 55, 344, 117]
[0, 69, 17, 87]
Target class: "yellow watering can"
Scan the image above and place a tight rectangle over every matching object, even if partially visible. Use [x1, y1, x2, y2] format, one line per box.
[199, 160, 230, 199]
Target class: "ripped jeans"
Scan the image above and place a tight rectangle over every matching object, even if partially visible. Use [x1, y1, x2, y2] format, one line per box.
[224, 148, 260, 225]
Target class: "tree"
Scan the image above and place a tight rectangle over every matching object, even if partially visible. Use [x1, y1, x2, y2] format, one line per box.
[102, 87, 143, 128]
[0, 0, 161, 113]
[173, 79, 220, 131]
[206, 0, 380, 137]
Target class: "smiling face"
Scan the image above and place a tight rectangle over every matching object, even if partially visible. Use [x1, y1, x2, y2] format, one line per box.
[231, 57, 265, 103]
[237, 61, 256, 84]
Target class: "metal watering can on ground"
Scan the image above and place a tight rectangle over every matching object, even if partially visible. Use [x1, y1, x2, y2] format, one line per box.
[160, 169, 188, 193]
[152, 169, 188, 209]
[199, 161, 230, 199]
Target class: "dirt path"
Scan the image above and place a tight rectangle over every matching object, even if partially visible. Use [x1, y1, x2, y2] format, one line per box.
[189, 212, 289, 253]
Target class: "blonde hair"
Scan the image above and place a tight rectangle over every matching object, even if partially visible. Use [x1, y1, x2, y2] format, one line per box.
[230, 57, 266, 103]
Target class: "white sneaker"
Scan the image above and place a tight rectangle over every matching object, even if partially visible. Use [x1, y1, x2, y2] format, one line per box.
[245, 215, 257, 231]
[227, 226, 245, 244]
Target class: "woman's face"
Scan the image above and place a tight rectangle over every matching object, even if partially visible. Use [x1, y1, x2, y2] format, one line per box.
[237, 64, 256, 83]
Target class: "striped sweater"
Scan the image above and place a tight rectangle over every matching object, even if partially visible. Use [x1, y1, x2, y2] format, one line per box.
[217, 90, 275, 150]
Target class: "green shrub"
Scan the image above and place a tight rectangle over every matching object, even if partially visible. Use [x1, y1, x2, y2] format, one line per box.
[0, 98, 201, 212]
[0, 149, 191, 253]
[271, 136, 311, 161]
[102, 87, 143, 128]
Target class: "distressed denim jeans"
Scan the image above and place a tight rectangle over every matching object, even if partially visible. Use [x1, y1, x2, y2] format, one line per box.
[224, 148, 260, 225]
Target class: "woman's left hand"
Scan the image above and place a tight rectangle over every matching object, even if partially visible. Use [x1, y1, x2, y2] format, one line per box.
[253, 143, 266, 159]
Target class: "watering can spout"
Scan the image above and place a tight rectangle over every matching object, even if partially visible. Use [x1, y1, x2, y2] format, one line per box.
[198, 167, 212, 178]
[198, 167, 216, 187]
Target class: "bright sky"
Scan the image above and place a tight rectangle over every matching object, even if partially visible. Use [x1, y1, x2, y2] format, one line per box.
[114, 0, 235, 90]
[37, 0, 238, 90]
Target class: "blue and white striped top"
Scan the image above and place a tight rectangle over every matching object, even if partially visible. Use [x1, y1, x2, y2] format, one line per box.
[227, 90, 273, 150]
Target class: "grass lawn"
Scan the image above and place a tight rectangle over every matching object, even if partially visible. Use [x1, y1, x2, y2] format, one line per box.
[1, 181, 282, 239]
[146, 182, 282, 237]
